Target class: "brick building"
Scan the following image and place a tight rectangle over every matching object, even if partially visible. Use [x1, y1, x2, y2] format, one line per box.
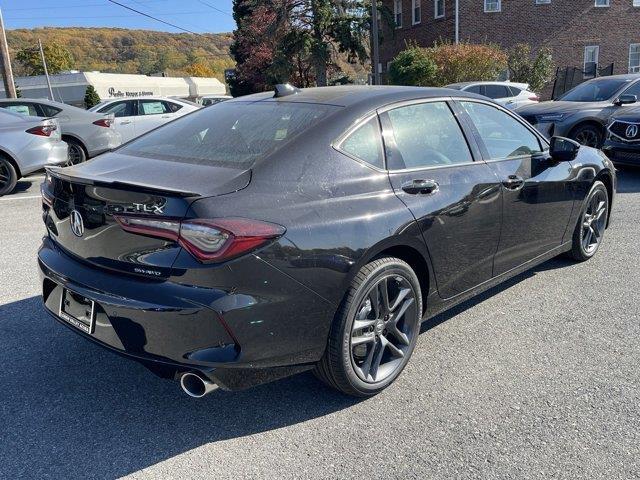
[379, 0, 640, 96]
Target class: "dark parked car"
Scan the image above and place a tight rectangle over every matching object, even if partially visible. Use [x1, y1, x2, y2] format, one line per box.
[602, 107, 640, 167]
[517, 74, 640, 147]
[39, 85, 616, 398]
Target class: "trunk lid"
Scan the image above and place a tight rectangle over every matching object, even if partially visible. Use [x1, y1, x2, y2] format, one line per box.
[43, 152, 251, 277]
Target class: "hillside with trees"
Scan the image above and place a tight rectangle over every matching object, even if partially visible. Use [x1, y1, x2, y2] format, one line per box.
[6, 27, 235, 80]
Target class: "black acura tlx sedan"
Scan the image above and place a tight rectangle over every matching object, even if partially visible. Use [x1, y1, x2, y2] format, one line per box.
[39, 85, 616, 398]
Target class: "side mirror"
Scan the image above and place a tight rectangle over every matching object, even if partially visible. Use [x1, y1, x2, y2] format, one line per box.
[550, 136, 581, 161]
[614, 94, 637, 106]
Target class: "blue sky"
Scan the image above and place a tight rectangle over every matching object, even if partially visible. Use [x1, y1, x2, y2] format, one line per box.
[1, 0, 236, 34]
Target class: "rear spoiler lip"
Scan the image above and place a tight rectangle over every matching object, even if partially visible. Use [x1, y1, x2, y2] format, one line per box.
[45, 166, 202, 198]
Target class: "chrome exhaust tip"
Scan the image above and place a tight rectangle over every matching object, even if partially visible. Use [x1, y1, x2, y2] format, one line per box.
[180, 372, 219, 398]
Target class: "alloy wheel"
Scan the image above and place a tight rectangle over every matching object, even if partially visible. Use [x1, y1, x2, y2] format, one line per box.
[581, 188, 608, 255]
[0, 162, 9, 190]
[574, 129, 600, 148]
[66, 145, 84, 166]
[350, 274, 418, 384]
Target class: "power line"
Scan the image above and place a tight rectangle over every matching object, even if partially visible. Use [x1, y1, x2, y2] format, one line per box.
[105, 0, 203, 35]
[196, 0, 232, 17]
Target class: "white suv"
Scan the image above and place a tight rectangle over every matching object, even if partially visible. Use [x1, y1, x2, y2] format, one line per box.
[89, 97, 200, 143]
[446, 82, 540, 110]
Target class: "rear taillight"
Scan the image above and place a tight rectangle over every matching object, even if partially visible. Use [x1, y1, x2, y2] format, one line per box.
[26, 124, 57, 136]
[529, 95, 540, 102]
[92, 119, 113, 128]
[114, 216, 285, 263]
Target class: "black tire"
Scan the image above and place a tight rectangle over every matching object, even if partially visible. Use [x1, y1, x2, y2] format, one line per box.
[570, 124, 603, 148]
[65, 138, 87, 166]
[568, 180, 609, 261]
[314, 257, 423, 397]
[0, 156, 18, 196]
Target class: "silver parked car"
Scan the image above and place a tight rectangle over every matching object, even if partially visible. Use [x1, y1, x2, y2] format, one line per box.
[88, 97, 200, 143]
[0, 109, 68, 195]
[446, 81, 540, 110]
[517, 74, 640, 147]
[0, 98, 122, 165]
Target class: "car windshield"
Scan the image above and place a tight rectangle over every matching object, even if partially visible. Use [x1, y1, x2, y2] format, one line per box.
[559, 78, 631, 102]
[119, 101, 340, 168]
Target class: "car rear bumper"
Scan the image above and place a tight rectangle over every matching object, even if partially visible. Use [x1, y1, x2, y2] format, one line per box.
[38, 236, 334, 390]
[20, 141, 68, 176]
[85, 129, 122, 158]
[602, 140, 640, 166]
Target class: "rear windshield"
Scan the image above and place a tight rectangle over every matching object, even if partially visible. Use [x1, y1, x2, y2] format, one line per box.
[559, 78, 631, 102]
[120, 101, 340, 168]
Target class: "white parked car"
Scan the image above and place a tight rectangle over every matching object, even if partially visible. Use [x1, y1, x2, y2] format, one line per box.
[446, 82, 540, 110]
[0, 98, 122, 165]
[0, 109, 67, 195]
[89, 97, 200, 143]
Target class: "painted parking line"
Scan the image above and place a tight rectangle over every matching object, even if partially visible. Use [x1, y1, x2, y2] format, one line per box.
[0, 195, 42, 202]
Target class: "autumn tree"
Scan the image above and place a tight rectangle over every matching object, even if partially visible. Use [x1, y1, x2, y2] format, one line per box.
[508, 44, 554, 93]
[16, 43, 74, 75]
[229, 0, 377, 94]
[185, 62, 216, 77]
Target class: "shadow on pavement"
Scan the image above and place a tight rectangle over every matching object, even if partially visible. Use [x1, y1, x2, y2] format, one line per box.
[616, 167, 640, 194]
[0, 256, 582, 478]
[10, 178, 35, 195]
[0, 296, 360, 478]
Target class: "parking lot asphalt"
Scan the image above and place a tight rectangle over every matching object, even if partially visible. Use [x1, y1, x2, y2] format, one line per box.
[0, 170, 639, 479]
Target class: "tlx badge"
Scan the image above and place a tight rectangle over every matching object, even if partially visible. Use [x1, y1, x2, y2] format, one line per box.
[104, 202, 165, 215]
[132, 203, 164, 214]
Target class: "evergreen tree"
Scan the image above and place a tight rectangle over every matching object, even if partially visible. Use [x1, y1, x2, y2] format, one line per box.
[84, 85, 101, 109]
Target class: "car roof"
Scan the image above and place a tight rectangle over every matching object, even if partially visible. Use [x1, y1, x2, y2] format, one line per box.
[447, 81, 529, 89]
[586, 73, 640, 82]
[228, 85, 486, 109]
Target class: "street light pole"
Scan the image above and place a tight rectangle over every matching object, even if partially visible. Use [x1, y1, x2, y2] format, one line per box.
[455, 0, 459, 44]
[371, 0, 380, 85]
[38, 39, 54, 101]
[0, 8, 17, 98]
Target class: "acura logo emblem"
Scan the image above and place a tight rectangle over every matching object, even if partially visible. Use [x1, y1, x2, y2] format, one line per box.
[625, 124, 639, 139]
[70, 210, 84, 237]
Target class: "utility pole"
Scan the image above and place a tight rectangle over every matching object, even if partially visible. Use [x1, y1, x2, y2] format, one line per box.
[0, 8, 17, 98]
[370, 0, 380, 85]
[455, 0, 459, 44]
[38, 39, 54, 101]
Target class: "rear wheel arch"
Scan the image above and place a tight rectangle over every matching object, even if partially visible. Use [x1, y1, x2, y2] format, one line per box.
[62, 134, 88, 155]
[595, 169, 614, 227]
[348, 241, 432, 317]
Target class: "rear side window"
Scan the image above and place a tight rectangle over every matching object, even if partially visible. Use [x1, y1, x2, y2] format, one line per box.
[165, 101, 183, 113]
[460, 101, 542, 159]
[384, 101, 473, 169]
[98, 101, 134, 118]
[40, 104, 62, 117]
[120, 101, 340, 168]
[339, 117, 384, 169]
[465, 85, 482, 94]
[508, 86, 522, 96]
[484, 85, 511, 99]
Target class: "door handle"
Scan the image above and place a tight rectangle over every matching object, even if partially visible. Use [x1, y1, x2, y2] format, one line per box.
[119, 120, 132, 125]
[401, 179, 439, 195]
[161, 115, 171, 118]
[502, 175, 525, 190]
